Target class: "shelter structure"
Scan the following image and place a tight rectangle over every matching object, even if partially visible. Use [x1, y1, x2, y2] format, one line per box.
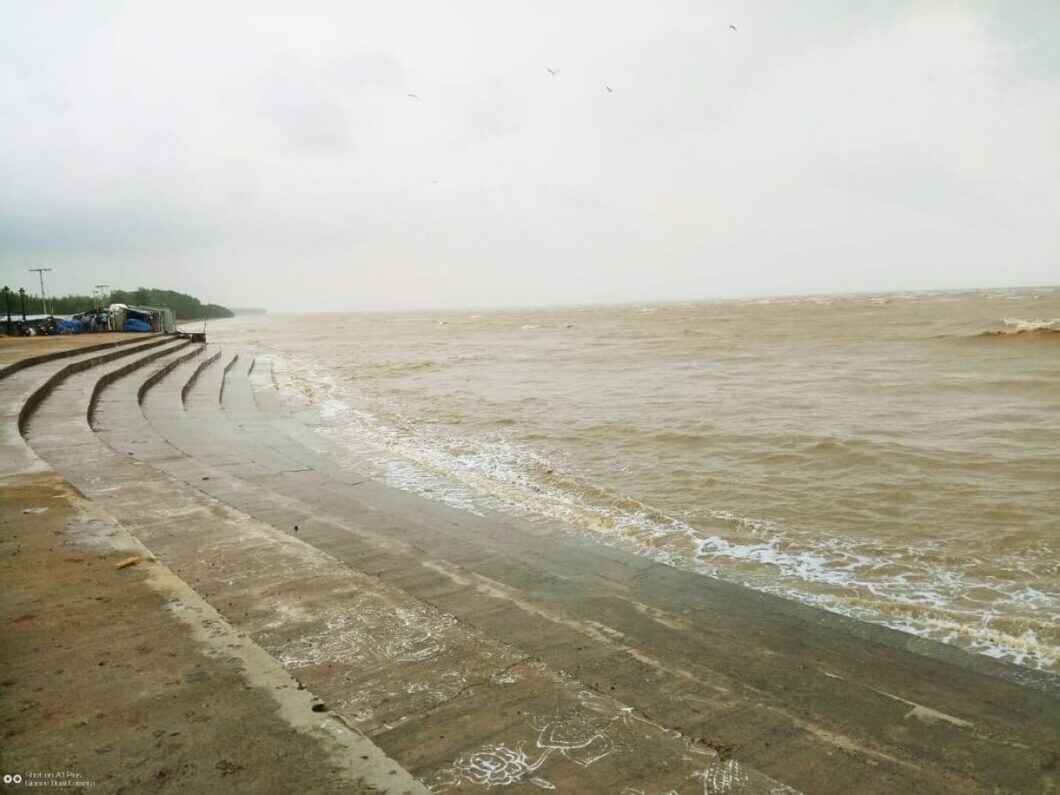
[108, 304, 176, 333]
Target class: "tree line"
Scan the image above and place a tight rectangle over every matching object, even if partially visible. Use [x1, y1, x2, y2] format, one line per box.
[6, 287, 233, 320]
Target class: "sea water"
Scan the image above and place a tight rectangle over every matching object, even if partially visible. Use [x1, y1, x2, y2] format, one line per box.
[206, 287, 1060, 671]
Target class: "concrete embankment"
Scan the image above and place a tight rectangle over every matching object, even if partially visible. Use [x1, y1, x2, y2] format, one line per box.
[1, 336, 422, 794]
[2, 335, 1058, 793]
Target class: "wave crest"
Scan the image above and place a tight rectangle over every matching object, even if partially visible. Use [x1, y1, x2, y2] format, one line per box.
[975, 318, 1060, 337]
[1004, 317, 1060, 332]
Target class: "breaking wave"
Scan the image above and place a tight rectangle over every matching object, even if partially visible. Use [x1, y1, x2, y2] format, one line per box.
[1004, 317, 1060, 331]
[271, 354, 1059, 673]
[976, 318, 1060, 337]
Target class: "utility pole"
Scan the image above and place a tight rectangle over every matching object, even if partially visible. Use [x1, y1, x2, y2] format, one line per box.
[94, 284, 110, 305]
[19, 288, 27, 321]
[29, 268, 52, 315]
[2, 286, 10, 332]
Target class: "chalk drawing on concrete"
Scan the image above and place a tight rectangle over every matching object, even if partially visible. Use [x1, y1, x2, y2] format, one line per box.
[697, 757, 802, 794]
[431, 744, 554, 790]
[531, 712, 615, 768]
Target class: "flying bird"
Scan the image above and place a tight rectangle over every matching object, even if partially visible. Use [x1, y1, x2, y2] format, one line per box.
[407, 93, 422, 100]
[604, 84, 613, 93]
[729, 24, 738, 32]
[546, 67, 559, 76]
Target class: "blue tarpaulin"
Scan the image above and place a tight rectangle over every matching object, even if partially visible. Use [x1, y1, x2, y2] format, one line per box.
[122, 318, 152, 332]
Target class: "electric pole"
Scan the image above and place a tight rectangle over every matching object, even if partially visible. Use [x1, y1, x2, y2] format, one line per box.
[29, 268, 52, 315]
[94, 284, 110, 304]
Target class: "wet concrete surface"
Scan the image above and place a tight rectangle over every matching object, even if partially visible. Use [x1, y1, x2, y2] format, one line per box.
[2, 341, 423, 794]
[7, 340, 1060, 792]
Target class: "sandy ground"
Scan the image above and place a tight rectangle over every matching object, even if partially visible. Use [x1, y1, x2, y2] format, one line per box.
[0, 471, 397, 793]
[0, 334, 148, 366]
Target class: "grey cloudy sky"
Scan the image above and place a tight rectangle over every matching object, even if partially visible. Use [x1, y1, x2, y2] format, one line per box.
[2, 1, 1057, 311]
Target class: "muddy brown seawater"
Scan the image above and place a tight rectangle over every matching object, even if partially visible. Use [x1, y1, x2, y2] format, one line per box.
[206, 287, 1060, 671]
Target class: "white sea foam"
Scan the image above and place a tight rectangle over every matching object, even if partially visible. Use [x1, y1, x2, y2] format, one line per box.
[258, 332, 1060, 673]
[1002, 317, 1060, 332]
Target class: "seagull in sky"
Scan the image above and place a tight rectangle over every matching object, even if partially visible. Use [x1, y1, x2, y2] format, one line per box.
[546, 67, 559, 76]
[729, 24, 738, 32]
[407, 93, 422, 100]
[604, 84, 613, 93]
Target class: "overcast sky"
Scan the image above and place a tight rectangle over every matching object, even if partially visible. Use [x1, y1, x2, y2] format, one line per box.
[1, 1, 1057, 311]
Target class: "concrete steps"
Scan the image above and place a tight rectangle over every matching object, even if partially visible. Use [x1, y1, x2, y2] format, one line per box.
[24, 338, 190, 459]
[184, 347, 239, 414]
[0, 336, 169, 478]
[11, 340, 1060, 793]
[92, 342, 204, 463]
[13, 342, 805, 792]
[181, 346, 223, 408]
[5, 337, 426, 795]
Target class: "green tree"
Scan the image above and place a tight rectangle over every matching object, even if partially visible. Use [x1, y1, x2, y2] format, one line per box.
[18, 288, 233, 320]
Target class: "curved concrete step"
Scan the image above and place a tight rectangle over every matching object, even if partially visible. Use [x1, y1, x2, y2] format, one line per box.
[181, 346, 223, 408]
[0, 336, 173, 478]
[137, 342, 205, 406]
[92, 343, 205, 463]
[0, 334, 160, 380]
[182, 348, 241, 414]
[218, 350, 241, 405]
[87, 339, 193, 427]
[155, 353, 322, 476]
[24, 338, 190, 462]
[221, 352, 263, 421]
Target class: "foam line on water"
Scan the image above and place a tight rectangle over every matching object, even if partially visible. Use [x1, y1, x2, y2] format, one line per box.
[1002, 317, 1060, 332]
[270, 352, 1060, 673]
